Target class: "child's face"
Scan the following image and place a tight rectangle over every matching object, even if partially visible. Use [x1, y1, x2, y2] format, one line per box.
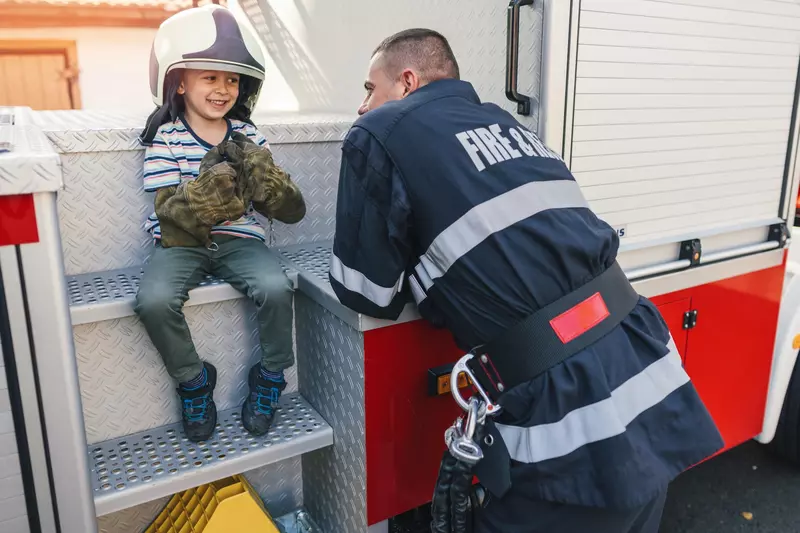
[178, 69, 240, 121]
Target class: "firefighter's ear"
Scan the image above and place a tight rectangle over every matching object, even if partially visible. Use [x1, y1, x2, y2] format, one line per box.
[400, 68, 420, 96]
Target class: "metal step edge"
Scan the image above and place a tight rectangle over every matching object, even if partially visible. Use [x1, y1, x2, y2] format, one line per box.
[67, 264, 299, 326]
[90, 392, 332, 517]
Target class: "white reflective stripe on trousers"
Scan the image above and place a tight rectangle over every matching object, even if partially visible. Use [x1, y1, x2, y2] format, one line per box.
[329, 252, 404, 307]
[415, 179, 589, 289]
[495, 336, 689, 464]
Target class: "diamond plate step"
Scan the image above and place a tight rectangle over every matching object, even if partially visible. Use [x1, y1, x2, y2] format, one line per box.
[90, 392, 332, 517]
[67, 263, 299, 326]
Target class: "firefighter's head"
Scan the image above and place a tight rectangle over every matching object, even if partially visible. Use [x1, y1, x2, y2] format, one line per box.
[359, 28, 460, 116]
[140, 4, 266, 144]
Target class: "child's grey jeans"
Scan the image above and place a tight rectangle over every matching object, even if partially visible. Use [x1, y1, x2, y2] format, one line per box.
[134, 234, 294, 383]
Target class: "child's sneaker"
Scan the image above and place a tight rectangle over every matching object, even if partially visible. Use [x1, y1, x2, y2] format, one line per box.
[242, 363, 286, 436]
[177, 362, 217, 442]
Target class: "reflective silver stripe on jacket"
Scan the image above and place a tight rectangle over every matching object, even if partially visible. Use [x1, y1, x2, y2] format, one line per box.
[495, 336, 689, 464]
[415, 179, 589, 290]
[329, 253, 404, 307]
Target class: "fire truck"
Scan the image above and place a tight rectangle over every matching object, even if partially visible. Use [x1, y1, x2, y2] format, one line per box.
[1, 0, 799, 531]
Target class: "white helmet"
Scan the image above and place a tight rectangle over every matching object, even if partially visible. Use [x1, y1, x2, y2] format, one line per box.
[141, 4, 266, 143]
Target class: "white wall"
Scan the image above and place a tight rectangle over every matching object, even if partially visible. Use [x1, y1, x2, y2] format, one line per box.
[0, 27, 157, 112]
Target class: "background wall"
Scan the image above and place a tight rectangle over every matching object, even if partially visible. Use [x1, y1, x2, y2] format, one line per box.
[0, 27, 157, 112]
[0, 1, 301, 114]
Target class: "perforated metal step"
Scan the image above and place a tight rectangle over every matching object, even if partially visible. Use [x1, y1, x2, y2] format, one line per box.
[277, 242, 332, 285]
[67, 261, 297, 325]
[90, 392, 332, 517]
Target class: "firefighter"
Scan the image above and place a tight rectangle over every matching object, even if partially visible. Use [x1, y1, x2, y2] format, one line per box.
[328, 28, 725, 533]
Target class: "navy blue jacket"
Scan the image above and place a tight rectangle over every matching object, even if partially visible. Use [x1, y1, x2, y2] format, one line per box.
[330, 79, 723, 508]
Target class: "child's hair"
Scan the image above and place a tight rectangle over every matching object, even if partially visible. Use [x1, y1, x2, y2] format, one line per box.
[139, 68, 259, 145]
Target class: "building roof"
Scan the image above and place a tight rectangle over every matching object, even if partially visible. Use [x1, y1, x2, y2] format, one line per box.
[0, 0, 228, 27]
[1, 0, 224, 8]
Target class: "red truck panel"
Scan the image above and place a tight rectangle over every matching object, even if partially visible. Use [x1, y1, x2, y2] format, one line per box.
[0, 194, 38, 246]
[364, 265, 783, 525]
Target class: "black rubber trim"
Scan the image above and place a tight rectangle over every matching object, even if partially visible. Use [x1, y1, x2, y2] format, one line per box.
[779, 54, 800, 220]
[561, 0, 576, 158]
[564, 0, 582, 167]
[15, 249, 62, 533]
[0, 252, 42, 533]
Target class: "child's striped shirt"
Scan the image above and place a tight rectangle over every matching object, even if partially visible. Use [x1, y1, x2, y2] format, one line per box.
[143, 116, 270, 242]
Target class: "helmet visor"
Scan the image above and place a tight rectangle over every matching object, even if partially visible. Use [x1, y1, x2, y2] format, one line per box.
[168, 60, 265, 81]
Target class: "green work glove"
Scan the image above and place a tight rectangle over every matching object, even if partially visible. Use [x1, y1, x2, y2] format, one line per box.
[228, 131, 307, 225]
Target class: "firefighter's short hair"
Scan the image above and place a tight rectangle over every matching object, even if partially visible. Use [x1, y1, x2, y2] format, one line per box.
[372, 28, 460, 82]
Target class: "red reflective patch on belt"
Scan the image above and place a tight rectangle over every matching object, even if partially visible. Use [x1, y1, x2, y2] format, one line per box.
[549, 292, 610, 344]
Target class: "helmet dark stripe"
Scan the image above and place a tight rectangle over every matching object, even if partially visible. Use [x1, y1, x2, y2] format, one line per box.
[182, 8, 264, 73]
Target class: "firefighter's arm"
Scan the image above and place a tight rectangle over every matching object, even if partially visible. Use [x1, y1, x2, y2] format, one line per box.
[329, 127, 412, 320]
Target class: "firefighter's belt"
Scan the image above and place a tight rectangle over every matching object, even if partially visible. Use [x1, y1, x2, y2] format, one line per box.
[469, 261, 639, 398]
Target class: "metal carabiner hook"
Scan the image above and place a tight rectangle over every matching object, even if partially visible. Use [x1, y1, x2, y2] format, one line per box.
[450, 353, 502, 416]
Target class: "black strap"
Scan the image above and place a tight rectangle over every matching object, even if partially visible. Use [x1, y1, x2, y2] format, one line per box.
[471, 261, 638, 393]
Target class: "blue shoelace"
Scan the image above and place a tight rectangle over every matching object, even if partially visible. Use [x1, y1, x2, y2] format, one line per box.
[254, 385, 281, 416]
[183, 394, 210, 423]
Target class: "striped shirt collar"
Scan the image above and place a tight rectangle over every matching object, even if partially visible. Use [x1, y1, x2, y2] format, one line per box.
[178, 113, 233, 149]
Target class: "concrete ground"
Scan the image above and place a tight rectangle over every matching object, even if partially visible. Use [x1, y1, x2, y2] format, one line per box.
[660, 440, 800, 532]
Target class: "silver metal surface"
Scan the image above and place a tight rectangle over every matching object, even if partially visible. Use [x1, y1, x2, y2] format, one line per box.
[0, 343, 27, 533]
[277, 242, 332, 285]
[275, 509, 325, 533]
[0, 516, 30, 533]
[277, 242, 425, 332]
[36, 109, 353, 153]
[632, 248, 785, 299]
[91, 392, 332, 517]
[73, 299, 299, 444]
[239, 0, 543, 131]
[56, 142, 342, 276]
[66, 261, 296, 325]
[0, 123, 61, 195]
[0, 245, 60, 533]
[19, 193, 98, 532]
[699, 241, 781, 265]
[625, 260, 692, 282]
[296, 294, 366, 533]
[96, 497, 167, 533]
[0, 108, 14, 153]
[243, 458, 303, 518]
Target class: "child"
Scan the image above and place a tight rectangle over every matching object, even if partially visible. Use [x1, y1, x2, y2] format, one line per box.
[135, 5, 305, 443]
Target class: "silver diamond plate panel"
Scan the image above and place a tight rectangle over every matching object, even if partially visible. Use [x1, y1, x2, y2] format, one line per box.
[240, 0, 542, 130]
[57, 142, 340, 276]
[296, 294, 366, 532]
[255, 142, 341, 247]
[56, 150, 151, 276]
[243, 457, 303, 518]
[88, 394, 325, 510]
[73, 301, 299, 444]
[35, 109, 352, 153]
[0, 124, 62, 196]
[97, 497, 168, 533]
